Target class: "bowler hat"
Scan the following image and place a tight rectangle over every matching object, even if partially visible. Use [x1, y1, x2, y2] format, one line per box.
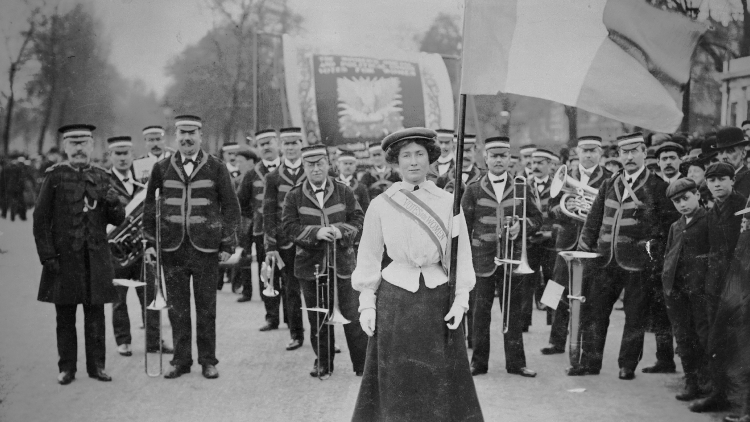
[713, 127, 749, 150]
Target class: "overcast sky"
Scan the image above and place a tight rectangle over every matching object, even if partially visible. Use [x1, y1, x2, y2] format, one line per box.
[0, 0, 463, 97]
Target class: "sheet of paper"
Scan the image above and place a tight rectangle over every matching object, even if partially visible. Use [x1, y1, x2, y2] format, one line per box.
[540, 279, 565, 310]
[113, 279, 147, 288]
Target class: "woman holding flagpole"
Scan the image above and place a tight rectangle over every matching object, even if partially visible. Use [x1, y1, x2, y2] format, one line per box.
[351, 127, 483, 422]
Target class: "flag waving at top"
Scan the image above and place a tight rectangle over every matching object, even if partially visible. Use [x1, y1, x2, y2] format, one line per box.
[460, 0, 709, 133]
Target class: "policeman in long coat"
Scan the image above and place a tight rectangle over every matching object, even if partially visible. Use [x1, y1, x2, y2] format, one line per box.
[570, 132, 673, 380]
[33, 124, 125, 385]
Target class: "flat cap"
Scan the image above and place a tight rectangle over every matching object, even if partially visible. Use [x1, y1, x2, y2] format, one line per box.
[381, 127, 437, 153]
[704, 162, 735, 179]
[666, 177, 697, 199]
[654, 141, 684, 158]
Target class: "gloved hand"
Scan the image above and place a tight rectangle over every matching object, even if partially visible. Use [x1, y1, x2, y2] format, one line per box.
[44, 257, 60, 273]
[444, 302, 465, 330]
[360, 308, 376, 336]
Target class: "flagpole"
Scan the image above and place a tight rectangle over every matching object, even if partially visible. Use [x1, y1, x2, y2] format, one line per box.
[448, 94, 467, 338]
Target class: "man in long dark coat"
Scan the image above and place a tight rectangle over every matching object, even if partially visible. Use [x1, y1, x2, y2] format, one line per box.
[33, 124, 125, 385]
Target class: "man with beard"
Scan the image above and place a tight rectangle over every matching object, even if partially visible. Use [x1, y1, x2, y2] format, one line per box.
[541, 136, 611, 355]
[107, 136, 173, 358]
[463, 136, 542, 377]
[237, 129, 284, 323]
[436, 134, 482, 194]
[427, 129, 455, 181]
[143, 115, 240, 380]
[569, 132, 673, 380]
[133, 126, 171, 183]
[360, 144, 401, 199]
[33, 124, 125, 385]
[263, 127, 307, 350]
[714, 126, 750, 198]
[336, 150, 370, 213]
[282, 144, 367, 377]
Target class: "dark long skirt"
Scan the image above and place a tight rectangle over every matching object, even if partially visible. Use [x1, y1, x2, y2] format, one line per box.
[352, 277, 483, 422]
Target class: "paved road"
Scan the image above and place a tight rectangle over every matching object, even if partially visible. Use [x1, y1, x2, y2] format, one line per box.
[0, 217, 721, 422]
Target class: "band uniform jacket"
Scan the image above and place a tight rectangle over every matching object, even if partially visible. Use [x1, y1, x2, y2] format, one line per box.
[550, 165, 611, 252]
[427, 158, 455, 182]
[579, 168, 673, 272]
[462, 174, 544, 277]
[237, 161, 273, 237]
[337, 175, 370, 214]
[526, 175, 556, 253]
[134, 152, 171, 183]
[281, 178, 364, 280]
[263, 161, 307, 252]
[705, 191, 747, 297]
[33, 162, 125, 305]
[733, 165, 750, 199]
[143, 150, 240, 254]
[662, 207, 709, 295]
[436, 166, 483, 194]
[359, 166, 400, 200]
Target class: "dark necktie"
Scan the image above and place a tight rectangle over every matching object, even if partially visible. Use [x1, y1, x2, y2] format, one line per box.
[413, 185, 419, 191]
[267, 164, 277, 171]
[492, 177, 506, 184]
[183, 159, 195, 166]
[122, 178, 130, 183]
[313, 187, 324, 194]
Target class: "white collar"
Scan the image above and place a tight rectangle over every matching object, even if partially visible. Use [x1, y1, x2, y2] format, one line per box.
[149, 151, 168, 160]
[113, 168, 133, 182]
[339, 174, 353, 184]
[462, 164, 474, 173]
[488, 171, 508, 182]
[310, 178, 326, 192]
[662, 173, 680, 184]
[736, 164, 745, 175]
[182, 151, 199, 163]
[438, 154, 454, 164]
[392, 180, 439, 196]
[534, 175, 549, 184]
[579, 164, 597, 176]
[285, 158, 301, 169]
[226, 162, 239, 172]
[625, 165, 646, 182]
[374, 165, 387, 173]
[263, 157, 280, 168]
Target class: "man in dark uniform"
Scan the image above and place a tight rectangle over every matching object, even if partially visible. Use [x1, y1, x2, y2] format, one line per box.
[237, 129, 283, 323]
[524, 148, 557, 329]
[541, 136, 611, 355]
[436, 134, 482, 193]
[715, 126, 750, 198]
[263, 127, 307, 350]
[570, 132, 673, 380]
[33, 124, 125, 385]
[427, 128, 455, 182]
[360, 144, 401, 199]
[107, 136, 173, 357]
[336, 150, 370, 213]
[217, 141, 243, 290]
[281, 144, 367, 377]
[519, 144, 537, 179]
[143, 115, 240, 380]
[462, 136, 543, 378]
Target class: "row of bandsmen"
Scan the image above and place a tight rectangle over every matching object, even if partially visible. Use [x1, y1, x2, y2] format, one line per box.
[33, 115, 410, 384]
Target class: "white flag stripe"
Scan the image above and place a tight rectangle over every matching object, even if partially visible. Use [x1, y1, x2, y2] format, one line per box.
[505, 0, 608, 106]
[459, 0, 513, 94]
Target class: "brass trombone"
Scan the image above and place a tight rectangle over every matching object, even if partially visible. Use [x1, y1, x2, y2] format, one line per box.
[144, 188, 169, 377]
[301, 238, 349, 380]
[513, 175, 534, 276]
[261, 254, 279, 297]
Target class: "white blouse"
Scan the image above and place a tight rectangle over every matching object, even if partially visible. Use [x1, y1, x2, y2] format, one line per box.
[351, 180, 476, 312]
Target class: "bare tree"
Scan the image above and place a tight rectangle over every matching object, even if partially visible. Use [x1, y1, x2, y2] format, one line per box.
[1, 3, 41, 156]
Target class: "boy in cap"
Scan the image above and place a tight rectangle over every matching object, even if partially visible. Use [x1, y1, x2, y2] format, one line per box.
[690, 162, 747, 412]
[662, 178, 710, 401]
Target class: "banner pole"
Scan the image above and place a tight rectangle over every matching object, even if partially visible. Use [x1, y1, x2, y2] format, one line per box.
[448, 94, 467, 341]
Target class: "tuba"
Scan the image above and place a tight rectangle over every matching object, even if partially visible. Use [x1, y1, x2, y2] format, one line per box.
[107, 188, 148, 268]
[558, 251, 597, 369]
[550, 165, 598, 223]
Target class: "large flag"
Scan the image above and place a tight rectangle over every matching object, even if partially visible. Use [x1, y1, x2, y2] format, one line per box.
[460, 0, 709, 133]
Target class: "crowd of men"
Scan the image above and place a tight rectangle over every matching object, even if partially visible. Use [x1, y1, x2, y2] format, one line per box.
[22, 114, 750, 421]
